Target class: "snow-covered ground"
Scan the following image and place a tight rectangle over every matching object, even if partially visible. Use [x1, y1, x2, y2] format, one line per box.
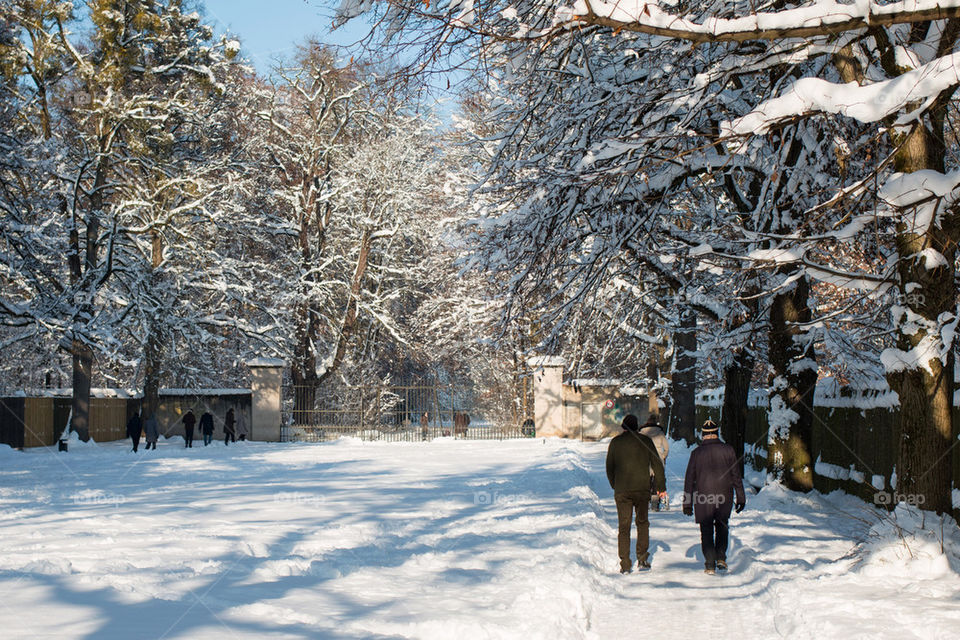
[1, 436, 958, 639]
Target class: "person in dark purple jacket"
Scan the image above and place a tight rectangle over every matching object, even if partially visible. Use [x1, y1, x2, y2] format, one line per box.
[683, 419, 746, 574]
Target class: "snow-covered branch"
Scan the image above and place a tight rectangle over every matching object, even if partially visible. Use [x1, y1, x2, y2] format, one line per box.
[570, 0, 960, 43]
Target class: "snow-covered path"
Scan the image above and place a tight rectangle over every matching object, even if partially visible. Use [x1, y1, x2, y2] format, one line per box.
[0, 437, 957, 639]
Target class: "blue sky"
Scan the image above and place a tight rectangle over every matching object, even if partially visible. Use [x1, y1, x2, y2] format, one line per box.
[199, 0, 463, 118]
[201, 0, 369, 73]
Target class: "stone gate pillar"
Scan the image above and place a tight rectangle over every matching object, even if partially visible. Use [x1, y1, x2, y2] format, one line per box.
[529, 356, 565, 438]
[247, 358, 284, 442]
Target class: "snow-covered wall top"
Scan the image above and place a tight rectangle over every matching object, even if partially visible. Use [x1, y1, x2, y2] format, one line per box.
[813, 377, 900, 409]
[570, 378, 621, 387]
[697, 378, 901, 410]
[3, 388, 140, 399]
[246, 358, 285, 368]
[160, 388, 251, 397]
[527, 356, 565, 368]
[697, 387, 770, 408]
[4, 388, 251, 399]
[619, 386, 647, 396]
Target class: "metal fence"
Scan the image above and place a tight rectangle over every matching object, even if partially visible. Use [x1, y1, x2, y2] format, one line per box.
[282, 384, 534, 442]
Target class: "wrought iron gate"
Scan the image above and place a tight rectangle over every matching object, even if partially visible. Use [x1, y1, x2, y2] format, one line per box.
[282, 383, 528, 442]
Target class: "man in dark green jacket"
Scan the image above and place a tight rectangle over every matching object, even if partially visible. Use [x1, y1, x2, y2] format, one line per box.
[606, 414, 667, 573]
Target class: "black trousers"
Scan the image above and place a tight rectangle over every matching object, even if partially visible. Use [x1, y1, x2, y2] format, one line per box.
[615, 490, 650, 569]
[184, 426, 194, 447]
[699, 517, 730, 566]
[130, 433, 140, 452]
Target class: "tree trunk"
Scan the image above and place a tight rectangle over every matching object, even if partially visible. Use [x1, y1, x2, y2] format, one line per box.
[721, 347, 753, 478]
[291, 312, 319, 426]
[647, 353, 667, 427]
[767, 272, 817, 492]
[886, 109, 956, 514]
[142, 318, 162, 423]
[670, 308, 697, 444]
[142, 231, 164, 422]
[67, 151, 107, 443]
[317, 227, 374, 387]
[70, 339, 92, 441]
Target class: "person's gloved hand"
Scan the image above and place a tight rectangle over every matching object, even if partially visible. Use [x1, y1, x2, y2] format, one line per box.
[735, 502, 745, 514]
[682, 504, 693, 516]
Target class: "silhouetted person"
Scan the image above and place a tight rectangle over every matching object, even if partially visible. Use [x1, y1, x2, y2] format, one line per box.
[199, 410, 214, 446]
[182, 409, 196, 448]
[126, 412, 142, 452]
[224, 407, 236, 445]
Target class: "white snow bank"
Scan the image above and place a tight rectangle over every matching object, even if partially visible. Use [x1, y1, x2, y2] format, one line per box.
[858, 504, 960, 580]
[0, 438, 958, 638]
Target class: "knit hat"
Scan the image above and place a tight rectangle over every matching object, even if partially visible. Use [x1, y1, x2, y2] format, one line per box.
[701, 420, 719, 435]
[622, 415, 639, 431]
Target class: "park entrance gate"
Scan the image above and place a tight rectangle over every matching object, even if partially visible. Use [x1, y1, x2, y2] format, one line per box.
[282, 383, 529, 442]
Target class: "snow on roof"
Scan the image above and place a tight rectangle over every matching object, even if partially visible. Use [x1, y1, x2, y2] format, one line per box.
[246, 358, 286, 367]
[527, 356, 565, 368]
[619, 386, 648, 396]
[5, 388, 140, 399]
[4, 388, 250, 399]
[161, 389, 250, 396]
[570, 378, 621, 388]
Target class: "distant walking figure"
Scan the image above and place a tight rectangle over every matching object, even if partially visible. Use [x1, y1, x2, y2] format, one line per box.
[126, 412, 142, 452]
[199, 410, 214, 446]
[236, 409, 248, 441]
[606, 414, 666, 573]
[453, 411, 470, 438]
[144, 414, 159, 450]
[182, 409, 196, 448]
[683, 420, 746, 574]
[224, 408, 236, 445]
[640, 415, 670, 511]
[420, 412, 429, 440]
